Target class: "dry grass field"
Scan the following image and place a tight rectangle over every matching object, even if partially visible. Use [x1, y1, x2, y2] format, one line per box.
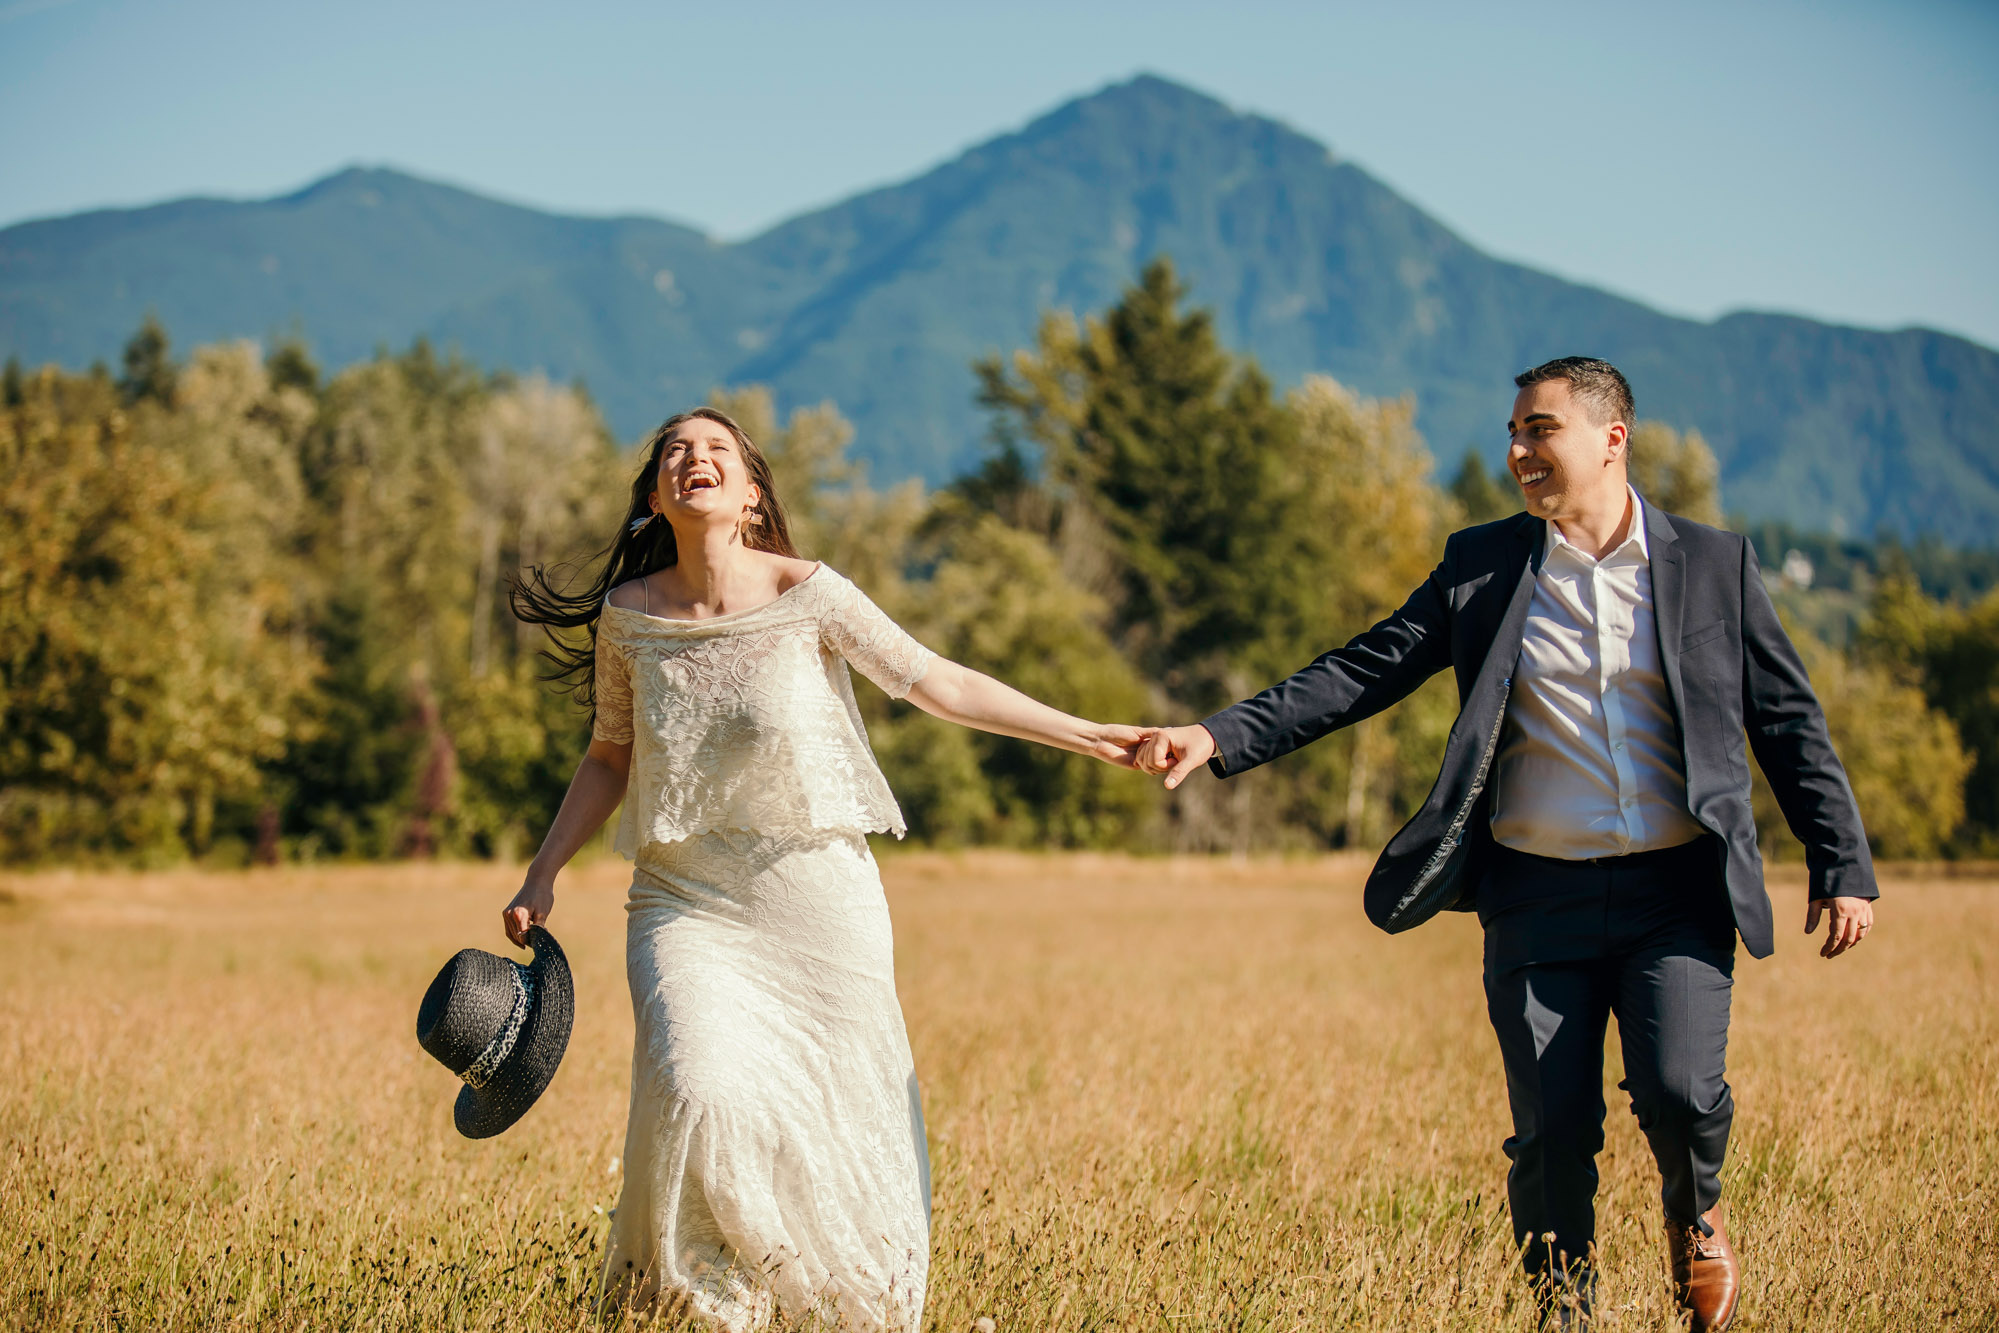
[2, 852, 1994, 1331]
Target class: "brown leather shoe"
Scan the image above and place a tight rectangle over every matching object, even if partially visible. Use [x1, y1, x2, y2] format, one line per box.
[1665, 1206, 1740, 1331]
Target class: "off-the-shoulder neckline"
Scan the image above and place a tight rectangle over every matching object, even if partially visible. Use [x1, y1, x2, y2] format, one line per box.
[602, 561, 826, 627]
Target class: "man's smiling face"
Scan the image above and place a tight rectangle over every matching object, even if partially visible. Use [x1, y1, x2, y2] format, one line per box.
[1506, 379, 1628, 524]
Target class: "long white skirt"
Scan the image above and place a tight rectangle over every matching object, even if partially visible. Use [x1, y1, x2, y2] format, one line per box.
[601, 827, 930, 1331]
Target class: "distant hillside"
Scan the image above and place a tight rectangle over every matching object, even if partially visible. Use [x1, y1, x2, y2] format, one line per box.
[4, 75, 1995, 543]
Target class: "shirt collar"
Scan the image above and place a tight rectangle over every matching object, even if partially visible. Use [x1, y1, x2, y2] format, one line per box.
[1545, 485, 1649, 565]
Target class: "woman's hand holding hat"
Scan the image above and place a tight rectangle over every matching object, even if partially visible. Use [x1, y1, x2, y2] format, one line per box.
[504, 880, 554, 948]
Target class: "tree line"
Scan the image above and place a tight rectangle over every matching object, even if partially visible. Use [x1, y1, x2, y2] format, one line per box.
[3, 260, 1992, 865]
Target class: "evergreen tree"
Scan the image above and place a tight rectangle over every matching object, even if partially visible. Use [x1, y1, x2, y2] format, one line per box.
[118, 314, 177, 406]
[977, 257, 1307, 712]
[1448, 451, 1515, 525]
[265, 336, 321, 396]
[976, 259, 1461, 850]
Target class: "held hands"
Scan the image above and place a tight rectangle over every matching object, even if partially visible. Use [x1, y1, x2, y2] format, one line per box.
[1088, 723, 1161, 768]
[503, 880, 554, 948]
[1136, 725, 1218, 789]
[1806, 895, 1874, 959]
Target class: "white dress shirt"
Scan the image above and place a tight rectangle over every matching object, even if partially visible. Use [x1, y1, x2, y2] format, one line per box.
[1489, 488, 1706, 860]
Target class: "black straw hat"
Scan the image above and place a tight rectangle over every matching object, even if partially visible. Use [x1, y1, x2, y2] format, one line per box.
[416, 925, 574, 1139]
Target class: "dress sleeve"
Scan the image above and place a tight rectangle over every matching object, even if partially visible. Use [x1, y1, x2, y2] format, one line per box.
[591, 619, 636, 744]
[817, 570, 934, 700]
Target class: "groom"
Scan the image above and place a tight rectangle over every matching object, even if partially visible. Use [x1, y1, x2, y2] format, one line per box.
[1138, 357, 1876, 1330]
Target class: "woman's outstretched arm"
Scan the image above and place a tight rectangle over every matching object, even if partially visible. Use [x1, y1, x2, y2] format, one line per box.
[502, 737, 633, 945]
[904, 658, 1153, 766]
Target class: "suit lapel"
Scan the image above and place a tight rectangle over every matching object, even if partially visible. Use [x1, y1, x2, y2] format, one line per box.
[1647, 500, 1689, 721]
[1475, 514, 1543, 684]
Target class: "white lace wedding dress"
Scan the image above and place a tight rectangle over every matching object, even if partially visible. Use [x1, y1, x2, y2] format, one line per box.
[593, 565, 933, 1331]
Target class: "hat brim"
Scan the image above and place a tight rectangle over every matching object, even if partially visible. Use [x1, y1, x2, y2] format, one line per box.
[453, 927, 575, 1140]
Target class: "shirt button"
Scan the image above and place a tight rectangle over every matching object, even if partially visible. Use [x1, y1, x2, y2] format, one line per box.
[1615, 742, 1626, 751]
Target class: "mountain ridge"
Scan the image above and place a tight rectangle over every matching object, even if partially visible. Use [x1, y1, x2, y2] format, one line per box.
[4, 75, 1995, 543]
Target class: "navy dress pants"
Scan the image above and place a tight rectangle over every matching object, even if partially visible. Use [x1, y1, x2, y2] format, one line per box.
[1478, 838, 1736, 1283]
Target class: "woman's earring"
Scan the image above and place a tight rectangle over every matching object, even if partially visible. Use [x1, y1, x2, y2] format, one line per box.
[628, 513, 657, 536]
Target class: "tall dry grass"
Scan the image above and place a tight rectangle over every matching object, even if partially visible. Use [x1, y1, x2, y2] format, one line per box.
[1, 853, 1993, 1330]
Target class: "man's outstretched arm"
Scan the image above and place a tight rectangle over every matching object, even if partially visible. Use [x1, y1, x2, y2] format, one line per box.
[1739, 537, 1878, 958]
[1142, 550, 1458, 787]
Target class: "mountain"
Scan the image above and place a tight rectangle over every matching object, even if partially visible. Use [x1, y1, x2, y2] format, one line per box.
[4, 75, 1996, 543]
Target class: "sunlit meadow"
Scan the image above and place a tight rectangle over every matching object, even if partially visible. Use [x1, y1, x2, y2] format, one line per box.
[3, 853, 1993, 1330]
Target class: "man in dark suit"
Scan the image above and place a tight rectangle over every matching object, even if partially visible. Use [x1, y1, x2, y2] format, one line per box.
[1138, 357, 1876, 1331]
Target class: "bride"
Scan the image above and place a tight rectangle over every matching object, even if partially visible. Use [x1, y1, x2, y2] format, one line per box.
[506, 407, 1150, 1329]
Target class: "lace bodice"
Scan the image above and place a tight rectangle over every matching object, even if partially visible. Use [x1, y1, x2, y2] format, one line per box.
[593, 565, 933, 855]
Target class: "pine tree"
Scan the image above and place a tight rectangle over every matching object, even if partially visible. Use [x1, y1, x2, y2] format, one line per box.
[1448, 450, 1515, 524]
[265, 336, 321, 396]
[118, 314, 177, 406]
[977, 257, 1304, 710]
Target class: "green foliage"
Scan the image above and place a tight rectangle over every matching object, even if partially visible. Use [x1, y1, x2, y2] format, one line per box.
[269, 589, 428, 860]
[1628, 421, 1723, 526]
[1875, 538, 1999, 606]
[1750, 625, 1971, 860]
[1448, 452, 1515, 526]
[975, 261, 1459, 850]
[703, 385, 859, 543]
[5, 288, 1989, 865]
[265, 335, 320, 396]
[900, 516, 1157, 847]
[278, 346, 624, 858]
[0, 348, 309, 863]
[1250, 379, 1461, 850]
[449, 663, 597, 862]
[1861, 577, 1999, 851]
[1739, 520, 1999, 606]
[977, 259, 1305, 713]
[117, 313, 177, 406]
[1, 321, 625, 865]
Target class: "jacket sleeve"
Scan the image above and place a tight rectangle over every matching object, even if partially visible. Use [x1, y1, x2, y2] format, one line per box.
[1739, 537, 1878, 900]
[1201, 546, 1457, 777]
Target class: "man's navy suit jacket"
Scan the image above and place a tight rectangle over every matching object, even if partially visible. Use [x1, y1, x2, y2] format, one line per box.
[1201, 502, 1877, 960]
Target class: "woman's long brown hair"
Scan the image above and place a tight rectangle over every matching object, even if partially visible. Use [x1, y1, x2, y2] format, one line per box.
[511, 407, 798, 710]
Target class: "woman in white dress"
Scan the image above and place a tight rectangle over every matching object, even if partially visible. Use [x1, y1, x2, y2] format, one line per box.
[504, 408, 1150, 1329]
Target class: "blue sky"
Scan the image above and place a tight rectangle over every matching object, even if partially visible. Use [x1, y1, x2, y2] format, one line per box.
[4, 0, 1995, 348]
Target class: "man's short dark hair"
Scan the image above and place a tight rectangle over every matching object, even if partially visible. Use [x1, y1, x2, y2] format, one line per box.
[1514, 357, 1635, 428]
